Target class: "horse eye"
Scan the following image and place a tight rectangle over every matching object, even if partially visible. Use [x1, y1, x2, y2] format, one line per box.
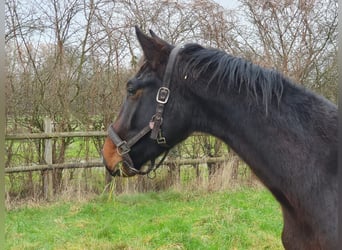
[127, 87, 136, 96]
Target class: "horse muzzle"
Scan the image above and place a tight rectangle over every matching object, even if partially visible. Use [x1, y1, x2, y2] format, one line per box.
[101, 136, 142, 177]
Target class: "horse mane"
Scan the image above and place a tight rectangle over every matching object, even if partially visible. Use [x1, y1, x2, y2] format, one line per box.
[180, 44, 287, 113]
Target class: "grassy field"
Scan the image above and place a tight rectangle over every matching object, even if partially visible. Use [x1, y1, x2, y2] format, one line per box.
[6, 188, 283, 250]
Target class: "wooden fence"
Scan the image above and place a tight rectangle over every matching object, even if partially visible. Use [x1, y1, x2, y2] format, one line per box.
[5, 118, 227, 173]
[5, 118, 230, 199]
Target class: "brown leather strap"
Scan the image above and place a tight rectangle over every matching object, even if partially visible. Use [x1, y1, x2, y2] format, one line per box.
[150, 45, 185, 142]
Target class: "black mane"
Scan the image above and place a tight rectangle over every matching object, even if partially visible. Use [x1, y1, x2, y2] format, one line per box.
[180, 44, 288, 113]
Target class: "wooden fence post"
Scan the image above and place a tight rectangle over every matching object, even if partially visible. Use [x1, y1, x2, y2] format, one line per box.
[43, 117, 53, 200]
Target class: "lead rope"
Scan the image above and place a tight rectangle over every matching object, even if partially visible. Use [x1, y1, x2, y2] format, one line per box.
[147, 150, 169, 179]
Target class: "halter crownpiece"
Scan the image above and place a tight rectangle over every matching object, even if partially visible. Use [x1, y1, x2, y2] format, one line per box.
[103, 44, 186, 177]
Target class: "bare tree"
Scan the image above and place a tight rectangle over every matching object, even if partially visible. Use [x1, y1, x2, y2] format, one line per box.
[236, 0, 337, 101]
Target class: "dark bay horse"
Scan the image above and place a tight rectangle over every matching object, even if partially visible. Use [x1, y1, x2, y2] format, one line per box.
[102, 27, 337, 249]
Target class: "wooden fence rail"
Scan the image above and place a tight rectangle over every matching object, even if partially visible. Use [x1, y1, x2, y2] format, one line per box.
[5, 131, 107, 140]
[4, 157, 228, 174]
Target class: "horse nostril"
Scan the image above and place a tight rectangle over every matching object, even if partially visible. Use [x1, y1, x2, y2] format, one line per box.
[101, 149, 121, 176]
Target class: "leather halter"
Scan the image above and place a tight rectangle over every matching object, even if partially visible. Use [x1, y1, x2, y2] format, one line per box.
[103, 44, 185, 177]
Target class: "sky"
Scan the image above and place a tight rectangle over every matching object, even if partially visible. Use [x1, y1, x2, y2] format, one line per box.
[214, 0, 239, 9]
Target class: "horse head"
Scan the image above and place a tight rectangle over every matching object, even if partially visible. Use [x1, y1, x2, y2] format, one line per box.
[102, 27, 193, 176]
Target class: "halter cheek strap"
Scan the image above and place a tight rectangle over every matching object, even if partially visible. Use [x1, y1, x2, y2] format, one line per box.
[104, 44, 186, 177]
[150, 44, 185, 141]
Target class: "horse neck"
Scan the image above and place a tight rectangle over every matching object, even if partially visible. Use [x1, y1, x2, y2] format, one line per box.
[189, 78, 337, 193]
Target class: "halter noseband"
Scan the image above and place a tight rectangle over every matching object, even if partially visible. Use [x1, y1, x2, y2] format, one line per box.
[103, 44, 185, 177]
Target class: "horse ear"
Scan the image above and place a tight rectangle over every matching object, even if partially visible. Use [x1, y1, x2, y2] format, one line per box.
[135, 26, 155, 57]
[149, 29, 172, 47]
[135, 26, 171, 69]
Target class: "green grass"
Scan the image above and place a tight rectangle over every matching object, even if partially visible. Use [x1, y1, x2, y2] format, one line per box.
[6, 188, 283, 250]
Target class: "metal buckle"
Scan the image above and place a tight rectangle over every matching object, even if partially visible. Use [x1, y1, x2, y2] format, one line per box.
[157, 136, 166, 144]
[156, 87, 170, 104]
[156, 131, 167, 144]
[116, 141, 130, 155]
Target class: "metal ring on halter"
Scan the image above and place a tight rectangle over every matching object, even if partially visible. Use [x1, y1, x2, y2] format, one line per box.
[116, 140, 130, 156]
[151, 114, 163, 124]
